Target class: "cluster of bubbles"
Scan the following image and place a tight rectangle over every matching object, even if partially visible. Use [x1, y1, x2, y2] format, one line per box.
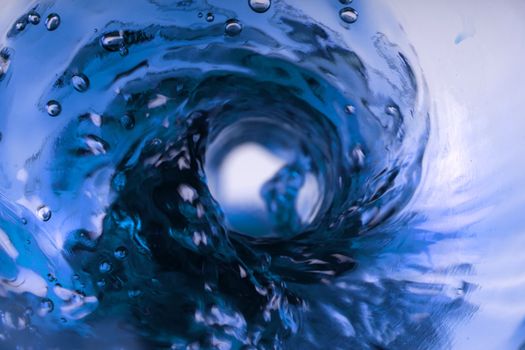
[14, 11, 60, 32]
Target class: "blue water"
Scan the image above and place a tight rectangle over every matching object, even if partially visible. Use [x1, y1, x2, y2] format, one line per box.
[0, 1, 478, 349]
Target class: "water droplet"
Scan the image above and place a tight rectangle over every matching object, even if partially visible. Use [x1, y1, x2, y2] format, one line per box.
[99, 261, 112, 273]
[45, 13, 61, 31]
[339, 7, 358, 24]
[225, 19, 242, 37]
[71, 73, 90, 92]
[205, 13, 215, 22]
[27, 12, 41, 25]
[249, 0, 271, 13]
[46, 100, 61, 116]
[344, 104, 356, 114]
[120, 114, 135, 130]
[39, 298, 54, 314]
[114, 246, 128, 260]
[100, 31, 125, 52]
[37, 205, 52, 222]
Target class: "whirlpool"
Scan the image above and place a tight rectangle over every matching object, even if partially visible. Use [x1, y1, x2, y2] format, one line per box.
[0, 0, 524, 349]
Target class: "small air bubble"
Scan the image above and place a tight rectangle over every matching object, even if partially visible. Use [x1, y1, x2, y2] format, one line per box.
[150, 138, 162, 146]
[197, 12, 203, 18]
[46, 100, 61, 117]
[386, 105, 400, 116]
[100, 31, 125, 52]
[37, 206, 52, 222]
[128, 289, 142, 298]
[0, 51, 10, 80]
[205, 13, 215, 22]
[339, 7, 358, 24]
[114, 246, 128, 260]
[249, 0, 271, 13]
[45, 13, 61, 31]
[344, 104, 356, 114]
[39, 298, 54, 314]
[119, 47, 129, 56]
[97, 279, 106, 288]
[339, 0, 353, 4]
[225, 19, 243, 37]
[351, 145, 365, 170]
[99, 261, 112, 273]
[120, 114, 135, 130]
[71, 73, 90, 92]
[27, 12, 41, 25]
[15, 21, 26, 32]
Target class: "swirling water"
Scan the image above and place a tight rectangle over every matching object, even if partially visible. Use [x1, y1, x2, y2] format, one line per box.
[0, 0, 482, 349]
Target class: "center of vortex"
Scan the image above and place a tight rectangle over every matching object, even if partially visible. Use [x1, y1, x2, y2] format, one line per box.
[205, 119, 323, 238]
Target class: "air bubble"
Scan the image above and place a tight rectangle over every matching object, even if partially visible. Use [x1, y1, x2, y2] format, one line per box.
[249, 0, 271, 13]
[120, 114, 135, 130]
[351, 145, 365, 170]
[37, 205, 52, 221]
[39, 298, 54, 315]
[114, 246, 128, 260]
[225, 19, 243, 37]
[46, 100, 61, 116]
[205, 13, 215, 22]
[97, 279, 106, 288]
[84, 135, 108, 155]
[339, 0, 353, 4]
[15, 21, 26, 32]
[339, 7, 358, 24]
[27, 12, 41, 25]
[99, 261, 112, 273]
[386, 105, 400, 116]
[71, 73, 90, 92]
[45, 13, 61, 31]
[119, 47, 129, 56]
[100, 31, 125, 52]
[128, 290, 142, 298]
[0, 51, 10, 80]
[344, 104, 356, 114]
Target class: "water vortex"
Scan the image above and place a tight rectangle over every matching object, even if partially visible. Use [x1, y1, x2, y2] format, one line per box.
[0, 1, 470, 349]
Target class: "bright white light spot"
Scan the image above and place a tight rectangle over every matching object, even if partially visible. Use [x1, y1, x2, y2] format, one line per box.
[214, 142, 286, 208]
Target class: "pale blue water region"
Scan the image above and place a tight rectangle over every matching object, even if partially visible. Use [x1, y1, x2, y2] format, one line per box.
[0, 0, 476, 349]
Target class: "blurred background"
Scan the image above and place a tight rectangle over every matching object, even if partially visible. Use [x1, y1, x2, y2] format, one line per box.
[391, 1, 525, 349]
